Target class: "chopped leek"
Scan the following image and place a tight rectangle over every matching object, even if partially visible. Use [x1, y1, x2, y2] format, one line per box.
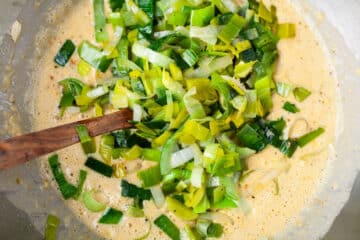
[182, 49, 199, 67]
[170, 146, 195, 169]
[99, 134, 115, 163]
[190, 4, 215, 27]
[184, 87, 206, 119]
[99, 208, 123, 224]
[293, 87, 312, 102]
[154, 214, 180, 240]
[168, 12, 188, 26]
[150, 186, 165, 208]
[190, 25, 219, 45]
[121, 179, 152, 200]
[54, 40, 75, 67]
[93, 0, 109, 42]
[278, 23, 296, 39]
[76, 125, 96, 154]
[297, 128, 325, 147]
[85, 157, 113, 177]
[142, 148, 161, 162]
[166, 197, 198, 221]
[58, 78, 84, 115]
[207, 223, 223, 238]
[276, 82, 292, 97]
[218, 14, 245, 44]
[78, 41, 112, 72]
[109, 0, 124, 11]
[126, 0, 151, 26]
[82, 190, 107, 212]
[132, 42, 174, 68]
[77, 60, 91, 77]
[45, 215, 60, 240]
[122, 145, 143, 160]
[48, 155, 78, 199]
[237, 124, 266, 151]
[127, 205, 145, 217]
[74, 170, 87, 200]
[283, 101, 300, 113]
[258, 1, 273, 22]
[234, 61, 256, 79]
[138, 165, 162, 187]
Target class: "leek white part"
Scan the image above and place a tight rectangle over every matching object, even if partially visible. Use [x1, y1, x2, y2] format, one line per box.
[117, 58, 142, 71]
[221, 0, 239, 13]
[162, 70, 186, 96]
[190, 25, 219, 45]
[132, 103, 143, 122]
[184, 87, 206, 119]
[222, 75, 246, 95]
[103, 26, 123, 55]
[154, 30, 175, 38]
[230, 95, 247, 113]
[180, 229, 191, 240]
[110, 84, 128, 109]
[203, 143, 220, 159]
[65, 106, 81, 115]
[125, 0, 151, 25]
[175, 26, 190, 36]
[276, 82, 292, 97]
[157, 0, 179, 14]
[86, 85, 109, 99]
[210, 55, 233, 71]
[150, 186, 165, 208]
[190, 167, 203, 188]
[191, 144, 203, 166]
[132, 42, 174, 68]
[207, 176, 220, 187]
[199, 212, 234, 225]
[170, 146, 195, 168]
[164, 90, 174, 121]
[185, 55, 233, 78]
[243, 90, 257, 118]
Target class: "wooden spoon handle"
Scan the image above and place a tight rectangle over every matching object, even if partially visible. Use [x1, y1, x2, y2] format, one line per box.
[0, 109, 133, 170]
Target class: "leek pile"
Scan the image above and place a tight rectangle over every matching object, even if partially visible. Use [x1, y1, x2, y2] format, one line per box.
[50, 0, 325, 239]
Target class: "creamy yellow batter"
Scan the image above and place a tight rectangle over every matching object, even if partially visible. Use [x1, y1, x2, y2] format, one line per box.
[32, 0, 337, 239]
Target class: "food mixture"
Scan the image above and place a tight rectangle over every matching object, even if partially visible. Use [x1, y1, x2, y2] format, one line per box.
[32, 0, 337, 239]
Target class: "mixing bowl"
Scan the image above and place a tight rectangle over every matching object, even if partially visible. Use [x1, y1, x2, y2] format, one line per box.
[0, 0, 359, 239]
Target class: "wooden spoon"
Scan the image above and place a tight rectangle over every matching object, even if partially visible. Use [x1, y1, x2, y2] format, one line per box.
[0, 109, 133, 170]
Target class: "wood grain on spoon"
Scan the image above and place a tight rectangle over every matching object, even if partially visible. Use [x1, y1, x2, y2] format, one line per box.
[0, 109, 133, 170]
